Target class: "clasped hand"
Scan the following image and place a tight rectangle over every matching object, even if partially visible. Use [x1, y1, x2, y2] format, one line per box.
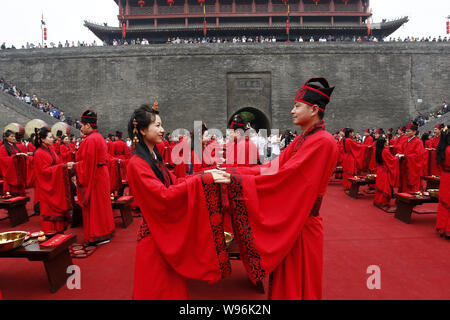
[205, 169, 231, 185]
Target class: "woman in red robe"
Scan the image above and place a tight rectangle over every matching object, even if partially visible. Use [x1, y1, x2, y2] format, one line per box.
[341, 128, 366, 190]
[0, 130, 28, 196]
[59, 135, 75, 163]
[426, 124, 444, 177]
[373, 137, 399, 210]
[126, 105, 231, 300]
[435, 128, 450, 238]
[33, 127, 73, 235]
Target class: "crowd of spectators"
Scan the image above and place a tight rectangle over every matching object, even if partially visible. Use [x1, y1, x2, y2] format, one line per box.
[2, 34, 449, 50]
[413, 101, 449, 127]
[0, 77, 82, 130]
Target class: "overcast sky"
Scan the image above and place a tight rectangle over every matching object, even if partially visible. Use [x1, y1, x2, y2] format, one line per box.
[1, 0, 449, 47]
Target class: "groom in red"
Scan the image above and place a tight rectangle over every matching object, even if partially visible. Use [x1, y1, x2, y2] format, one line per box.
[75, 110, 115, 245]
[226, 78, 338, 300]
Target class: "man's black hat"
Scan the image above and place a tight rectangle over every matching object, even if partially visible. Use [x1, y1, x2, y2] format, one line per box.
[81, 110, 97, 125]
[294, 77, 335, 112]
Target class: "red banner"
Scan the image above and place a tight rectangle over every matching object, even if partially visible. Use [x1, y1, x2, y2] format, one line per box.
[122, 23, 126, 38]
[203, 20, 207, 36]
[286, 19, 289, 35]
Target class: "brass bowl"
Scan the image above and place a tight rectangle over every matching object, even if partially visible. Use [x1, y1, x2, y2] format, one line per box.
[0, 231, 28, 253]
[224, 232, 234, 247]
[366, 174, 377, 181]
[427, 189, 439, 198]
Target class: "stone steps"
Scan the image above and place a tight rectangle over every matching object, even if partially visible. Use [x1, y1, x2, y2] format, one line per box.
[0, 91, 80, 137]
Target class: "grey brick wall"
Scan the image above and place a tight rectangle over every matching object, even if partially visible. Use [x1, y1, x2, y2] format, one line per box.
[1, 42, 448, 137]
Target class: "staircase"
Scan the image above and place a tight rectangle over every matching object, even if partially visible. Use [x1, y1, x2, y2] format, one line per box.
[419, 112, 450, 134]
[0, 91, 80, 137]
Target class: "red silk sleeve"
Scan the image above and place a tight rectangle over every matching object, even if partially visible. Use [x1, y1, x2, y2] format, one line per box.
[127, 156, 231, 282]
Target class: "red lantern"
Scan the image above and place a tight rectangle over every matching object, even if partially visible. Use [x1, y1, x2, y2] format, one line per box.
[313, 0, 319, 5]
[138, 0, 145, 7]
[282, 0, 288, 4]
[343, 0, 349, 4]
[168, 0, 174, 5]
[198, 0, 205, 5]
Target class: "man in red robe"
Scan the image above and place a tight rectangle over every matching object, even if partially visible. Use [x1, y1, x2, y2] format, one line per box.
[225, 77, 338, 299]
[74, 110, 115, 245]
[397, 121, 424, 193]
[392, 126, 407, 154]
[111, 131, 131, 161]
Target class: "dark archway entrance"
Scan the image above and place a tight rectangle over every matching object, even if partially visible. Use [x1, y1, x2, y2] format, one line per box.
[228, 107, 271, 133]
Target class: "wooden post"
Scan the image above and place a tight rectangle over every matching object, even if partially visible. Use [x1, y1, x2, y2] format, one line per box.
[232, 0, 236, 13]
[299, 0, 304, 12]
[330, 0, 335, 11]
[252, 0, 256, 13]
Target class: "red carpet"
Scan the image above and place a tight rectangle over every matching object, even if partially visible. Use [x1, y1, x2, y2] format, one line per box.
[0, 184, 449, 300]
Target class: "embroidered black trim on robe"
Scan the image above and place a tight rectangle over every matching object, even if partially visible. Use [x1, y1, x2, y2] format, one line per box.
[201, 174, 232, 279]
[228, 174, 266, 283]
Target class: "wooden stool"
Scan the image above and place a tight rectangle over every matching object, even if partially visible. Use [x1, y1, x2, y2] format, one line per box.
[421, 176, 440, 190]
[111, 196, 134, 228]
[0, 196, 30, 227]
[394, 193, 439, 224]
[346, 177, 372, 199]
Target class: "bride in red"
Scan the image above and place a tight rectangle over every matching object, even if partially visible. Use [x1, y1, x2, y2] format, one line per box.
[126, 104, 231, 300]
[33, 127, 73, 235]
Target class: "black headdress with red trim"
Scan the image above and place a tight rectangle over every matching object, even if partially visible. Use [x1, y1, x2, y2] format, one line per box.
[229, 114, 246, 131]
[81, 110, 97, 125]
[294, 77, 335, 112]
[406, 121, 418, 132]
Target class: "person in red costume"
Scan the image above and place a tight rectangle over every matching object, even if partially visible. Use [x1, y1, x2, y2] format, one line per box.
[0, 130, 28, 196]
[396, 121, 425, 193]
[223, 77, 338, 300]
[435, 126, 450, 238]
[425, 124, 444, 176]
[126, 104, 231, 300]
[59, 135, 75, 163]
[373, 137, 399, 211]
[111, 130, 131, 161]
[361, 129, 374, 172]
[33, 127, 73, 236]
[392, 126, 407, 154]
[74, 110, 115, 246]
[341, 127, 366, 190]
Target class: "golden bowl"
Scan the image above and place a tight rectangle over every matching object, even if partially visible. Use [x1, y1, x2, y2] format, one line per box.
[366, 174, 377, 181]
[224, 232, 234, 247]
[427, 189, 439, 198]
[0, 231, 28, 253]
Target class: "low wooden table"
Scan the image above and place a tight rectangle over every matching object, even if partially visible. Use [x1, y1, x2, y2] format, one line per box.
[421, 176, 440, 190]
[0, 197, 30, 227]
[0, 234, 77, 293]
[346, 177, 374, 199]
[394, 193, 439, 224]
[112, 196, 134, 228]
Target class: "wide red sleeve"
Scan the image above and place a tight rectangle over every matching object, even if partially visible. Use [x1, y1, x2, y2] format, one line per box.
[346, 138, 367, 170]
[382, 147, 399, 186]
[228, 134, 338, 283]
[127, 156, 231, 282]
[34, 149, 72, 213]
